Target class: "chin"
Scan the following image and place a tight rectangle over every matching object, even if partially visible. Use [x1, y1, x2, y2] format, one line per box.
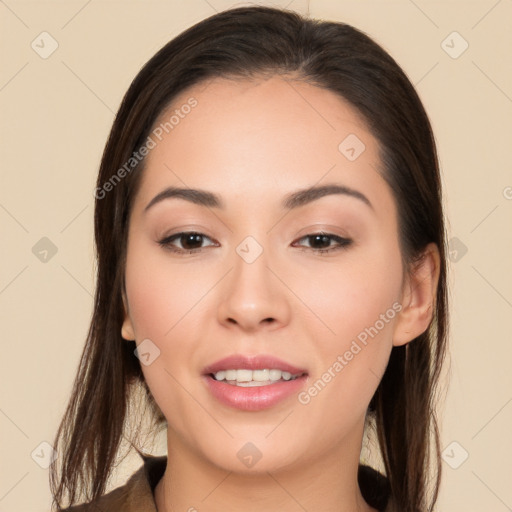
[196, 435, 305, 475]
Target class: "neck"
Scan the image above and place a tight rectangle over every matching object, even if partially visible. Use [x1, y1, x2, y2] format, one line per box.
[154, 424, 377, 512]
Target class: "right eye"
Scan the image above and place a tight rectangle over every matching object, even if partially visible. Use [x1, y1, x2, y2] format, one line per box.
[157, 231, 218, 254]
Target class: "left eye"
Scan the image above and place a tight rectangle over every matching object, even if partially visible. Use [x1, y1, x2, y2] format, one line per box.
[292, 233, 352, 253]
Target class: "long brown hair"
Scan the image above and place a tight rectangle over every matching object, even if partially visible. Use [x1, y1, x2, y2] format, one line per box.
[50, 6, 449, 511]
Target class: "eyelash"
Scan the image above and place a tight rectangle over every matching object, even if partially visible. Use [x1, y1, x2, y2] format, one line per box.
[157, 231, 353, 255]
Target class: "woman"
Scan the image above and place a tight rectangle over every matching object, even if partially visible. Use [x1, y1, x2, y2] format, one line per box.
[50, 6, 449, 512]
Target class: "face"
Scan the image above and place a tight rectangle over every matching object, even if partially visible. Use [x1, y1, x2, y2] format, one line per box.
[122, 76, 409, 473]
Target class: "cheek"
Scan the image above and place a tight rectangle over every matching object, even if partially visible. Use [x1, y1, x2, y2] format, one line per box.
[123, 243, 210, 391]
[124, 245, 213, 428]
[293, 246, 402, 412]
[295, 248, 403, 347]
[124, 242, 213, 340]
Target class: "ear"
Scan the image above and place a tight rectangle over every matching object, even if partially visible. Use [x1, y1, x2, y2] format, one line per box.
[121, 289, 136, 341]
[393, 242, 441, 347]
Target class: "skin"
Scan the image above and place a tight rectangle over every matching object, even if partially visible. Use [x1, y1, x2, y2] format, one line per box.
[121, 75, 440, 512]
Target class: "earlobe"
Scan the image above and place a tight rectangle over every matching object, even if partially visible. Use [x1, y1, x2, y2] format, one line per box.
[392, 242, 440, 347]
[121, 290, 136, 341]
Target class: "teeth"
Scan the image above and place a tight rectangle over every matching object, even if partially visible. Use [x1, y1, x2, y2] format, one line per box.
[237, 369, 252, 382]
[213, 368, 302, 385]
[269, 369, 282, 381]
[253, 369, 270, 381]
[225, 370, 237, 381]
[214, 370, 226, 381]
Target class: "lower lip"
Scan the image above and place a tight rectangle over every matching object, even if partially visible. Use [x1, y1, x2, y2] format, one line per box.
[203, 374, 308, 411]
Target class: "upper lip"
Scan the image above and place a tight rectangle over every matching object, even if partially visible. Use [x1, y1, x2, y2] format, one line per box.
[202, 354, 308, 376]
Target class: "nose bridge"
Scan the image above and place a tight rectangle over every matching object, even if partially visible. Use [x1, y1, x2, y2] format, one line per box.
[217, 235, 290, 330]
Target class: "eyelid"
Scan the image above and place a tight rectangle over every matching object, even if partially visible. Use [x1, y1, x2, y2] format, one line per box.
[292, 223, 352, 242]
[157, 224, 216, 242]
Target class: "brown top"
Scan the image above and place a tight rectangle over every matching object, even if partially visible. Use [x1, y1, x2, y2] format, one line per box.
[62, 452, 394, 511]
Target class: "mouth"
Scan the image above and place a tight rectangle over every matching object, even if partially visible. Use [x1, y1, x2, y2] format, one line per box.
[202, 354, 309, 411]
[208, 368, 306, 387]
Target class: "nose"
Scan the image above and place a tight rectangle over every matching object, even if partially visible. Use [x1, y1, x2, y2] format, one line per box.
[216, 246, 292, 332]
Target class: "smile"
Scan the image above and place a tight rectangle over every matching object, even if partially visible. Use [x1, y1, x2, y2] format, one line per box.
[211, 369, 304, 386]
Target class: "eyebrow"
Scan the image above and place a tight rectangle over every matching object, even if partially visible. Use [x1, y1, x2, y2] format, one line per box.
[143, 184, 373, 213]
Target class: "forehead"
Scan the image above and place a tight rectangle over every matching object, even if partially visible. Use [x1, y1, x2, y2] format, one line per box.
[132, 75, 391, 215]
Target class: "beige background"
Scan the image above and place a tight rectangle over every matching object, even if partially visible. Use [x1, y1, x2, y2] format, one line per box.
[1, 0, 511, 510]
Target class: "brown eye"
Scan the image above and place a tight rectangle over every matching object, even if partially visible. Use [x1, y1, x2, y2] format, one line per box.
[308, 234, 333, 249]
[179, 233, 205, 250]
[293, 232, 352, 254]
[158, 231, 217, 253]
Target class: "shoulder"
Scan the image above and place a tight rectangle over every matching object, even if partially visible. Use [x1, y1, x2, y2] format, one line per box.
[60, 454, 167, 512]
